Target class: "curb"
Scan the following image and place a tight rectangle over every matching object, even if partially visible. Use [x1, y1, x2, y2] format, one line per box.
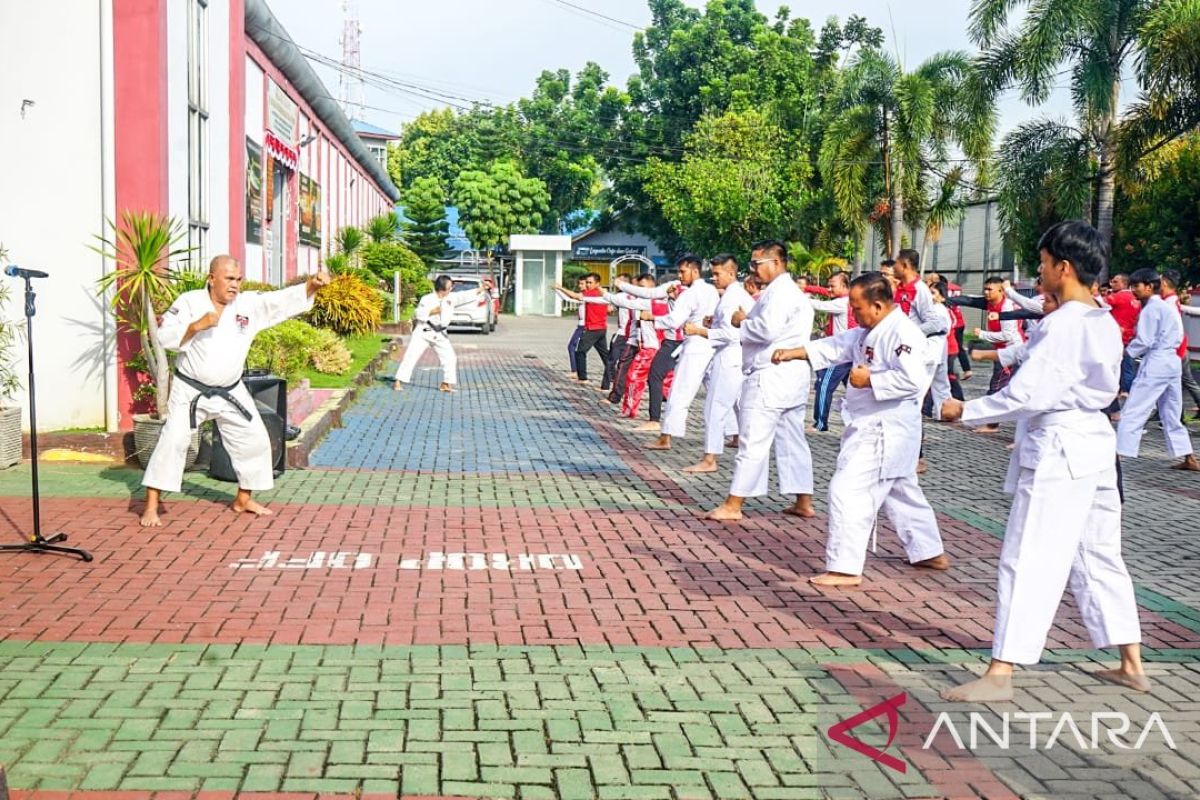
[285, 336, 399, 468]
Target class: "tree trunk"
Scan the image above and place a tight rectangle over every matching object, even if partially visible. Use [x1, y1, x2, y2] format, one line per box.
[143, 292, 171, 420]
[891, 156, 905, 260]
[1093, 80, 1121, 283]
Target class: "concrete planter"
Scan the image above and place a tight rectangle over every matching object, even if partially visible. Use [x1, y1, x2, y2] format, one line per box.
[0, 406, 20, 469]
[132, 413, 199, 470]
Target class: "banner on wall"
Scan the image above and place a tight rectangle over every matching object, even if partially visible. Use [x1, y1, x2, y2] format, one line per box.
[246, 139, 263, 244]
[267, 79, 298, 145]
[299, 174, 322, 248]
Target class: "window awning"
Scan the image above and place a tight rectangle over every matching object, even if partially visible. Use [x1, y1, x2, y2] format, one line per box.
[264, 131, 297, 170]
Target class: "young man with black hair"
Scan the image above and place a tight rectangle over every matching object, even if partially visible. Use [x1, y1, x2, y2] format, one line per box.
[618, 255, 713, 437]
[395, 274, 485, 394]
[772, 272, 947, 586]
[705, 240, 815, 521]
[1116, 269, 1198, 471]
[574, 273, 612, 385]
[894, 250, 950, 435]
[941, 220, 1146, 702]
[682, 254, 753, 472]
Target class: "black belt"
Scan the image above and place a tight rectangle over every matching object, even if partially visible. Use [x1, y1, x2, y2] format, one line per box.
[925, 330, 949, 338]
[173, 370, 253, 429]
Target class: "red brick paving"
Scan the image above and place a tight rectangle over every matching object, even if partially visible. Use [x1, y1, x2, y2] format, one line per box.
[1, 497, 1194, 652]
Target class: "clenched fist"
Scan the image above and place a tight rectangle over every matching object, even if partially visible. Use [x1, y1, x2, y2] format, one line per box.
[848, 365, 872, 389]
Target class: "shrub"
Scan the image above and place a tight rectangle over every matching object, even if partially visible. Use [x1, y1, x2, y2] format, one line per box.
[305, 274, 382, 336]
[241, 280, 277, 292]
[562, 262, 589, 287]
[247, 319, 322, 381]
[310, 328, 353, 374]
[362, 242, 432, 301]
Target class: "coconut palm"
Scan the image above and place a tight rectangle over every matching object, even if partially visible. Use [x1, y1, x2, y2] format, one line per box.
[972, 0, 1200, 277]
[819, 48, 995, 260]
[365, 213, 398, 244]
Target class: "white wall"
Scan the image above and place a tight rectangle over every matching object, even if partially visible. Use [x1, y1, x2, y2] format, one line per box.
[0, 3, 109, 431]
[243, 56, 265, 281]
[166, 0, 189, 241]
[207, 0, 231, 259]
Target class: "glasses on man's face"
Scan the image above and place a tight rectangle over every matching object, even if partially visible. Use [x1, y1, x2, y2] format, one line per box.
[748, 258, 777, 269]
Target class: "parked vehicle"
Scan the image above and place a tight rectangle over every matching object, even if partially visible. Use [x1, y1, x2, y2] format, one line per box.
[447, 276, 497, 334]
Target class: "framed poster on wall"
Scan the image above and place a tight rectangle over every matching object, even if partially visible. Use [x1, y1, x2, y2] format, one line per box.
[299, 173, 322, 248]
[246, 139, 263, 244]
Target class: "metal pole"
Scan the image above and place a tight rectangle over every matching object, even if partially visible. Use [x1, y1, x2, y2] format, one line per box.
[24, 278, 40, 539]
[393, 270, 400, 322]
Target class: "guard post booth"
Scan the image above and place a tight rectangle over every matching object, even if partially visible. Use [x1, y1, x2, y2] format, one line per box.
[511, 234, 572, 317]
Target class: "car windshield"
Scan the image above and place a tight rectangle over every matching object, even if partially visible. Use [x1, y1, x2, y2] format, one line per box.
[452, 280, 480, 292]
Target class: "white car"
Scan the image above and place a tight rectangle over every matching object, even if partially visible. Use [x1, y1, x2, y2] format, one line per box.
[447, 277, 497, 334]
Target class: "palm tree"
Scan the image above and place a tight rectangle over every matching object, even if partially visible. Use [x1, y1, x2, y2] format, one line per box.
[969, 0, 1200, 274]
[365, 213, 398, 244]
[819, 48, 994, 260]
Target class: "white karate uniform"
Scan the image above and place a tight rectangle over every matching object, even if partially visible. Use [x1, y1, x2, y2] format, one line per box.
[904, 279, 951, 419]
[1116, 294, 1192, 458]
[961, 300, 1140, 665]
[143, 283, 313, 493]
[728, 272, 814, 498]
[806, 307, 943, 576]
[623, 280, 721, 437]
[396, 291, 472, 386]
[810, 296, 850, 335]
[703, 283, 754, 455]
[1006, 287, 1047, 334]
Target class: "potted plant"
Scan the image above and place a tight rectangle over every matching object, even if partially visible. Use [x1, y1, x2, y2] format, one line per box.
[93, 212, 200, 468]
[0, 243, 22, 469]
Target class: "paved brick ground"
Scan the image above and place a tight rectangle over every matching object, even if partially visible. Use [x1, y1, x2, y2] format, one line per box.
[1, 316, 1199, 799]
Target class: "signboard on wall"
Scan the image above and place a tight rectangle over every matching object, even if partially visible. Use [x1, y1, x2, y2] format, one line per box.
[299, 174, 322, 248]
[267, 79, 298, 144]
[246, 139, 263, 244]
[573, 244, 647, 260]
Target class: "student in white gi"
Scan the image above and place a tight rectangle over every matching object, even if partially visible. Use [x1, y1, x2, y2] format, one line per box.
[618, 258, 720, 449]
[705, 240, 815, 521]
[941, 220, 1146, 702]
[773, 272, 949, 586]
[140, 255, 330, 527]
[681, 254, 753, 473]
[394, 275, 486, 393]
[1115, 268, 1199, 471]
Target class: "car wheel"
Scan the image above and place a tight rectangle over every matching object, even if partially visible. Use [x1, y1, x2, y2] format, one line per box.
[481, 321, 490, 335]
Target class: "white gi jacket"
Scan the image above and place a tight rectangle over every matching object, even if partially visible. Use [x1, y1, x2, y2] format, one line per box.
[1127, 294, 1184, 380]
[623, 279, 720, 357]
[159, 283, 313, 386]
[806, 307, 930, 478]
[707, 283, 754, 370]
[962, 301, 1121, 493]
[740, 272, 813, 409]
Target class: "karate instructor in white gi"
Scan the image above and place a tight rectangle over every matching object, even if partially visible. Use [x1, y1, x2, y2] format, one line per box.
[941, 220, 1147, 702]
[140, 255, 330, 527]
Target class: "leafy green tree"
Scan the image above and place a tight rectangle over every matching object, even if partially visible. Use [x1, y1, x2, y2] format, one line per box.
[361, 241, 433, 303]
[453, 161, 550, 251]
[818, 48, 994, 260]
[365, 213, 398, 243]
[1114, 134, 1200, 285]
[401, 176, 450, 264]
[643, 108, 811, 255]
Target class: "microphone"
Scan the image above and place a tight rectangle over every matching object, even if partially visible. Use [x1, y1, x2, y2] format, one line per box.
[4, 265, 49, 279]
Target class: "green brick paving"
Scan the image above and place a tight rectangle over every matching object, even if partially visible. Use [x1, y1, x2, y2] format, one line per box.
[0, 463, 673, 511]
[2, 640, 1197, 796]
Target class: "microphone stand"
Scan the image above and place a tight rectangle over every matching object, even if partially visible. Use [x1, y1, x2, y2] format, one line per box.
[0, 271, 92, 561]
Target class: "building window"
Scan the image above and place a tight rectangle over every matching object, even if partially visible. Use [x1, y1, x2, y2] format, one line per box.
[187, 0, 209, 267]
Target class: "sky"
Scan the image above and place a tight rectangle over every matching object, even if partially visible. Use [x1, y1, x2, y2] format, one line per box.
[268, 0, 1086, 138]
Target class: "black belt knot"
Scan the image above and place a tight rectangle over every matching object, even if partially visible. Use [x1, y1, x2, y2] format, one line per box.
[173, 370, 253, 429]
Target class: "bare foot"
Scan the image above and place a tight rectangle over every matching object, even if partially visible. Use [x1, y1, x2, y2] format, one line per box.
[940, 674, 1013, 703]
[724, 435, 739, 448]
[1094, 668, 1152, 693]
[916, 458, 928, 474]
[231, 498, 275, 517]
[633, 421, 661, 433]
[682, 461, 719, 473]
[647, 435, 671, 451]
[783, 505, 816, 518]
[704, 504, 743, 521]
[440, 383, 457, 393]
[961, 370, 973, 381]
[809, 572, 862, 587]
[912, 554, 951, 570]
[1170, 457, 1200, 472]
[139, 509, 163, 528]
[393, 381, 404, 391]
[807, 425, 819, 433]
[973, 425, 999, 435]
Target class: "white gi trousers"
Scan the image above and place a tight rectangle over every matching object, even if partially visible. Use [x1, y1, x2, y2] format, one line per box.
[993, 458, 1140, 664]
[661, 348, 714, 438]
[703, 353, 743, 455]
[397, 328, 458, 385]
[825, 425, 943, 575]
[142, 382, 273, 493]
[1116, 364, 1192, 458]
[927, 337, 952, 420]
[728, 370, 813, 497]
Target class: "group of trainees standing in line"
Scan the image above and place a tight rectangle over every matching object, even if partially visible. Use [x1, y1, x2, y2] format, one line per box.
[560, 221, 1194, 702]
